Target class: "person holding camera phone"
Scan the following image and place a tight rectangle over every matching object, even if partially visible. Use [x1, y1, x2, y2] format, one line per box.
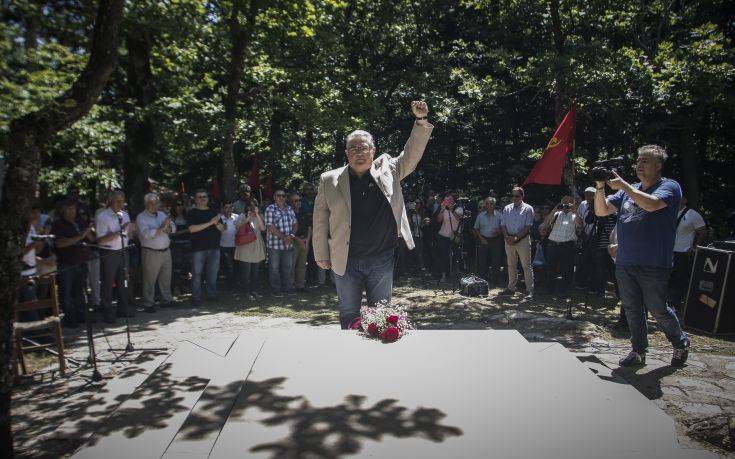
[187, 189, 224, 306]
[436, 192, 464, 283]
[594, 144, 689, 368]
[543, 195, 582, 297]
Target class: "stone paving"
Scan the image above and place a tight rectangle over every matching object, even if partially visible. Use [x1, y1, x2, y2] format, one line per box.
[11, 282, 735, 458]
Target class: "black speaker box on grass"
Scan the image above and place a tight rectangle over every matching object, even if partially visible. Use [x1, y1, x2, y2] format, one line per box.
[682, 245, 735, 334]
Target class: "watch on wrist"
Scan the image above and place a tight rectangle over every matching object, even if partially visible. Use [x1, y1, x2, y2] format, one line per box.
[415, 116, 428, 120]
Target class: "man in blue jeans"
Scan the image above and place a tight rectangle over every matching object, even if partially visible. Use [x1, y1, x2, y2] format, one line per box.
[265, 188, 298, 297]
[187, 189, 224, 306]
[313, 101, 433, 329]
[594, 145, 690, 367]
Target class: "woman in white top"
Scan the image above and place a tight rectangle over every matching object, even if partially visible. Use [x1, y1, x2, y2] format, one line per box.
[234, 199, 266, 299]
[435, 194, 463, 282]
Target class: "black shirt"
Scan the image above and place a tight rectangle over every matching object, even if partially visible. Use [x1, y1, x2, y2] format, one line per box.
[349, 170, 397, 259]
[295, 209, 310, 238]
[187, 208, 221, 252]
[52, 218, 90, 265]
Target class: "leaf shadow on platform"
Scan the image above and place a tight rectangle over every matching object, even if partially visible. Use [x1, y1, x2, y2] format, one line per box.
[237, 377, 464, 458]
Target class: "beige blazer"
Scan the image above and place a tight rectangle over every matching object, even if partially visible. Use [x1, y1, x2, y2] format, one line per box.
[313, 122, 433, 276]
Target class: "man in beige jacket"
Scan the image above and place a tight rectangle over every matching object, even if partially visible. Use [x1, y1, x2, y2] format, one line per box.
[313, 101, 433, 328]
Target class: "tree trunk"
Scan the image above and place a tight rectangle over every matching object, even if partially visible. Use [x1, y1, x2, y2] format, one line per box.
[221, 0, 260, 202]
[680, 118, 702, 208]
[122, 29, 155, 218]
[0, 2, 124, 456]
[549, 0, 566, 124]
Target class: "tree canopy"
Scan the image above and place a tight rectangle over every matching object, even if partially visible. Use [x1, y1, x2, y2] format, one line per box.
[1, 0, 733, 232]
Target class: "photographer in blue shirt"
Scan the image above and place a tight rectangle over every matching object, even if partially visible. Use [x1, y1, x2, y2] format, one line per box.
[594, 145, 689, 367]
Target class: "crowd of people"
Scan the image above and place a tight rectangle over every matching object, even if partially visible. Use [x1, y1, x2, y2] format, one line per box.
[17, 166, 715, 337]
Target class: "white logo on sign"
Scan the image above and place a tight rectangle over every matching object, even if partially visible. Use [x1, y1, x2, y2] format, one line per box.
[703, 258, 718, 274]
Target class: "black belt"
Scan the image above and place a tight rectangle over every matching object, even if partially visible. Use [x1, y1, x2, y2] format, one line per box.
[142, 246, 170, 252]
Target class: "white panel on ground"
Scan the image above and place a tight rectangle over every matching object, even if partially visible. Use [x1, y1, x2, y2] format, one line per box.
[72, 330, 715, 459]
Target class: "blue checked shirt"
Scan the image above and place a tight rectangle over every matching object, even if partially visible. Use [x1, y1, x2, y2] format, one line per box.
[264, 203, 297, 249]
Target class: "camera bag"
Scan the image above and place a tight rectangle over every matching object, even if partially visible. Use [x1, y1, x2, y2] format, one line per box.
[460, 275, 489, 297]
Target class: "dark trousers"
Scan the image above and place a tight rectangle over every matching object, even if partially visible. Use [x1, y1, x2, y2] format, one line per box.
[238, 260, 261, 294]
[669, 251, 693, 312]
[546, 240, 576, 295]
[57, 263, 87, 325]
[220, 247, 236, 286]
[477, 236, 504, 283]
[423, 235, 438, 275]
[591, 248, 614, 294]
[101, 249, 130, 313]
[436, 235, 452, 276]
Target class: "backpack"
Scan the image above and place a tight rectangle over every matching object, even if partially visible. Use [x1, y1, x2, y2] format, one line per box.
[460, 275, 488, 297]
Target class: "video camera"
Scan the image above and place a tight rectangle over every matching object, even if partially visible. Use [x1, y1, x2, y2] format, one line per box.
[590, 156, 624, 182]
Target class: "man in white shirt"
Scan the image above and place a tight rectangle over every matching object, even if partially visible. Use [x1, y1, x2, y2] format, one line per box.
[669, 196, 707, 312]
[219, 202, 239, 287]
[544, 196, 582, 297]
[136, 192, 175, 312]
[96, 190, 136, 323]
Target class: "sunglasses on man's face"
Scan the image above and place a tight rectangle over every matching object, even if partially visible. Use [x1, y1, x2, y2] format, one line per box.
[512, 194, 522, 198]
[196, 195, 208, 199]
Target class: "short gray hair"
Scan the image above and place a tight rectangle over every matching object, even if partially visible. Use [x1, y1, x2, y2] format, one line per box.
[143, 192, 159, 205]
[638, 144, 668, 163]
[485, 196, 496, 204]
[108, 189, 125, 202]
[346, 130, 375, 148]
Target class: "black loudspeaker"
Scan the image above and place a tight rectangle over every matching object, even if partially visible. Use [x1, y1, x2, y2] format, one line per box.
[682, 246, 735, 334]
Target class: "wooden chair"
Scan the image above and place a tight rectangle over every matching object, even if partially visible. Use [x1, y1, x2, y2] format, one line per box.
[13, 275, 67, 380]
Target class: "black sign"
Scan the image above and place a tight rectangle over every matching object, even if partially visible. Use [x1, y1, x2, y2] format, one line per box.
[683, 247, 734, 334]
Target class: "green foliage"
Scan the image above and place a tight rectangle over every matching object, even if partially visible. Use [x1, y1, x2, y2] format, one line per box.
[1, 0, 733, 232]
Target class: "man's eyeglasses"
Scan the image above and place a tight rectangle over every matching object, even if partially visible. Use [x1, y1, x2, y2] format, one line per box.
[292, 198, 301, 202]
[347, 145, 371, 153]
[512, 194, 522, 198]
[195, 195, 208, 199]
[275, 194, 286, 198]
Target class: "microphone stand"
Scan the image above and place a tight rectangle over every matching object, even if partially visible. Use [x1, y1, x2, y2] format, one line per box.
[104, 215, 167, 356]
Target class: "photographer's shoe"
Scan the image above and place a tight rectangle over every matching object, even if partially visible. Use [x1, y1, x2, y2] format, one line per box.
[618, 351, 646, 367]
[497, 289, 515, 296]
[671, 341, 690, 367]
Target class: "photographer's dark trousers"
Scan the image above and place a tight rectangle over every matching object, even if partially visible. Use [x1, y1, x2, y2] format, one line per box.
[591, 247, 614, 295]
[101, 249, 131, 316]
[669, 251, 693, 313]
[546, 240, 575, 295]
[616, 264, 688, 354]
[57, 263, 87, 326]
[436, 235, 452, 276]
[477, 235, 504, 284]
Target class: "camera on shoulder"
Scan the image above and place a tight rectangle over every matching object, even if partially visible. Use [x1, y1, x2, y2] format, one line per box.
[590, 156, 624, 181]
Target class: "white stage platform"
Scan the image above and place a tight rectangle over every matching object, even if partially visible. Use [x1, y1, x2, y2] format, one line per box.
[71, 329, 713, 458]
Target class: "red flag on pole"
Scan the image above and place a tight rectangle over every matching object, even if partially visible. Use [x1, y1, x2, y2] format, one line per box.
[178, 179, 186, 194]
[211, 176, 221, 201]
[248, 157, 260, 188]
[523, 106, 576, 186]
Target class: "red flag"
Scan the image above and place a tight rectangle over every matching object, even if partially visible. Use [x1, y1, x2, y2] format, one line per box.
[263, 176, 273, 199]
[211, 176, 221, 201]
[523, 106, 576, 186]
[248, 157, 260, 188]
[178, 179, 186, 194]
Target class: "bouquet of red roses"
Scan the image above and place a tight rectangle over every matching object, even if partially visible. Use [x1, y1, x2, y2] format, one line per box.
[349, 300, 413, 342]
